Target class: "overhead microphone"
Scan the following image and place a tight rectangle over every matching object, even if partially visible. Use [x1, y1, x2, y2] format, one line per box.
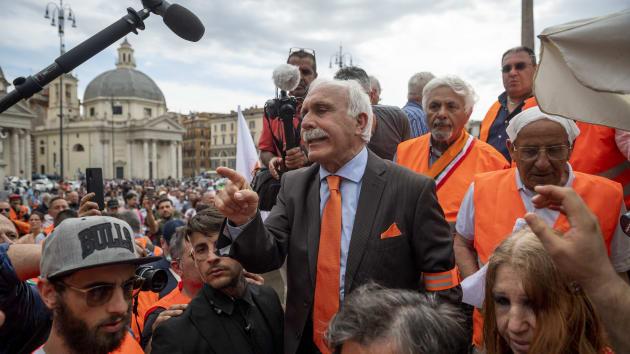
[0, 0, 205, 113]
[142, 0, 205, 42]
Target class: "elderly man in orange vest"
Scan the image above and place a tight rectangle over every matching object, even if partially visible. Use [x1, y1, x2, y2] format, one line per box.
[396, 75, 509, 227]
[454, 106, 630, 349]
[478, 46, 538, 162]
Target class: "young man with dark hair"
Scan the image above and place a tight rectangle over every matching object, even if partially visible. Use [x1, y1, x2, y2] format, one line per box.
[151, 207, 284, 354]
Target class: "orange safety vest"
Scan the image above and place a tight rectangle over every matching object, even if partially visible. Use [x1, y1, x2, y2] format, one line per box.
[470, 168, 621, 347]
[570, 121, 630, 209]
[478, 97, 538, 142]
[144, 284, 192, 324]
[396, 132, 509, 221]
[131, 290, 160, 342]
[43, 224, 54, 236]
[9, 205, 29, 222]
[111, 332, 144, 354]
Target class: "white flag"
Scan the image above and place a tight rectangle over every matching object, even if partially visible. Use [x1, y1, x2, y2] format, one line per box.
[236, 105, 259, 184]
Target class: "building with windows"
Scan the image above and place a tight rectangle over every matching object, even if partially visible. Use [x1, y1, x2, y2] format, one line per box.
[0, 67, 35, 183]
[31, 39, 185, 179]
[181, 107, 264, 177]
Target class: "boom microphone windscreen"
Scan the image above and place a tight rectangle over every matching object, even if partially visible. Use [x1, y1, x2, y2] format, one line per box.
[163, 3, 205, 42]
[272, 64, 300, 92]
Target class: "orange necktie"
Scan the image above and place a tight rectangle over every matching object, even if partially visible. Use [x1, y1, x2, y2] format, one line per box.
[313, 175, 342, 354]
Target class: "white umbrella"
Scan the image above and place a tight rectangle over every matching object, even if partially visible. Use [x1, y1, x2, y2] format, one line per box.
[535, 9, 630, 130]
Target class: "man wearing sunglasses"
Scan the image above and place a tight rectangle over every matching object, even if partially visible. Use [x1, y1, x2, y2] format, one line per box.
[34, 216, 161, 354]
[260, 48, 318, 180]
[454, 106, 630, 350]
[479, 46, 539, 162]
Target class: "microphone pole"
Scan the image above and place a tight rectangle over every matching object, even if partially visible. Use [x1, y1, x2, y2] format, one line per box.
[0, 7, 150, 113]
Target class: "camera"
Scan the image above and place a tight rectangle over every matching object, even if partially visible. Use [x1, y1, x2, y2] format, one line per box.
[136, 265, 168, 293]
[265, 90, 298, 124]
[264, 90, 299, 150]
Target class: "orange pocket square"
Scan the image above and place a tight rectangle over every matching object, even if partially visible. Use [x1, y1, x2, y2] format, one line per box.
[380, 223, 402, 239]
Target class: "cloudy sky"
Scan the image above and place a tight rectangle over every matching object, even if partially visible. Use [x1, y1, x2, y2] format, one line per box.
[0, 0, 627, 121]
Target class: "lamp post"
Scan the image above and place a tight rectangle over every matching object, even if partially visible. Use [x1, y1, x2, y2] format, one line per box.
[44, 0, 76, 180]
[329, 43, 353, 69]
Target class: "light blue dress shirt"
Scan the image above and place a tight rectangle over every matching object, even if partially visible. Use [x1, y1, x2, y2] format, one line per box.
[402, 101, 429, 138]
[318, 147, 367, 301]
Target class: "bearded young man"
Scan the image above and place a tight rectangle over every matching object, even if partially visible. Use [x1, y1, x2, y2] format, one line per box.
[35, 216, 160, 354]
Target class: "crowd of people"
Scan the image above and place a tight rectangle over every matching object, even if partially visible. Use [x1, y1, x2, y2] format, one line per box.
[1, 44, 630, 354]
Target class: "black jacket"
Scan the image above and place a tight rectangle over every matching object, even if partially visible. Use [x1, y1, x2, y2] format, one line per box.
[151, 283, 283, 354]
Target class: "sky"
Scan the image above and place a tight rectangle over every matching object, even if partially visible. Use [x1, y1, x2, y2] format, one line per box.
[0, 0, 627, 121]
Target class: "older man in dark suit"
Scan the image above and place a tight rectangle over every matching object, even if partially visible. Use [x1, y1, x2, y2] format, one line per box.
[215, 78, 461, 354]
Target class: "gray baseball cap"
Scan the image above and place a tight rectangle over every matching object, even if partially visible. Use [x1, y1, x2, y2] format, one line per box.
[41, 216, 161, 279]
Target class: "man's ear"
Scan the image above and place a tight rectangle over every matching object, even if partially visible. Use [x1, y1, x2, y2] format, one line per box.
[506, 139, 517, 162]
[38, 279, 59, 310]
[356, 112, 369, 135]
[171, 260, 183, 276]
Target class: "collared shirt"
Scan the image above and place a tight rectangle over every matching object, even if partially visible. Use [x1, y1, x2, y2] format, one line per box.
[318, 147, 368, 302]
[226, 148, 369, 302]
[456, 164, 630, 272]
[428, 136, 443, 167]
[486, 92, 528, 161]
[402, 101, 429, 138]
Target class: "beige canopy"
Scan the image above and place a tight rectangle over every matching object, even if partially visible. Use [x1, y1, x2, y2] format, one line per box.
[534, 9, 630, 130]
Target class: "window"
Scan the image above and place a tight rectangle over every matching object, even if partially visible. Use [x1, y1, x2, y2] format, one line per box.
[72, 144, 85, 152]
[112, 105, 123, 115]
[249, 121, 255, 130]
[65, 84, 71, 100]
[40, 147, 45, 155]
[213, 137, 217, 145]
[89, 107, 95, 116]
[144, 108, 152, 117]
[230, 123, 234, 131]
[53, 153, 57, 165]
[222, 136, 225, 145]
[230, 135, 233, 144]
[76, 133, 79, 138]
[221, 124, 226, 132]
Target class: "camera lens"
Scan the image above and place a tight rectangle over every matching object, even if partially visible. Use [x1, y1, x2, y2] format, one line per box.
[136, 266, 168, 293]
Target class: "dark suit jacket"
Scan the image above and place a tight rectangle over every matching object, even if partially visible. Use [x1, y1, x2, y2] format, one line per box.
[230, 149, 461, 354]
[150, 283, 283, 354]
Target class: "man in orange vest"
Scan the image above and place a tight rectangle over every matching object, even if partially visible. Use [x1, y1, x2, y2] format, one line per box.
[570, 121, 630, 209]
[1, 200, 30, 236]
[478, 46, 538, 162]
[454, 106, 630, 349]
[140, 221, 203, 351]
[396, 75, 509, 227]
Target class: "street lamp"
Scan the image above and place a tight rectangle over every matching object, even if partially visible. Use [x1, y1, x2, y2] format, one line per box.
[44, 0, 77, 180]
[329, 43, 353, 69]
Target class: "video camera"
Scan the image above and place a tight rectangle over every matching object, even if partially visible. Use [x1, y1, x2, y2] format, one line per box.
[264, 64, 301, 151]
[136, 265, 167, 293]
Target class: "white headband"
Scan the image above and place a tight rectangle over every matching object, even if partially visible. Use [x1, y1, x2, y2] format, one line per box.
[506, 106, 580, 143]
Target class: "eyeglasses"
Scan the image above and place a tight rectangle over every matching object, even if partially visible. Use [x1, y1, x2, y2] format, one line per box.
[0, 208, 10, 213]
[501, 62, 532, 73]
[512, 144, 571, 162]
[289, 47, 316, 57]
[61, 276, 144, 307]
[188, 240, 221, 262]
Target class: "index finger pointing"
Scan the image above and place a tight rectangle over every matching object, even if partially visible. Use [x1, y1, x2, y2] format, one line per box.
[216, 167, 247, 188]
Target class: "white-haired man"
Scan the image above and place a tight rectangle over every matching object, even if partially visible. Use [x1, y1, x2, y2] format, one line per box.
[454, 106, 630, 348]
[402, 72, 436, 138]
[214, 78, 460, 354]
[396, 76, 509, 227]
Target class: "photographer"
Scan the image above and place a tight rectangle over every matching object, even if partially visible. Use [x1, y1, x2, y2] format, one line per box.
[259, 48, 318, 180]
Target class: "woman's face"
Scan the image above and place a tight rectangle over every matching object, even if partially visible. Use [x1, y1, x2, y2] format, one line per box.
[29, 214, 42, 229]
[492, 264, 536, 354]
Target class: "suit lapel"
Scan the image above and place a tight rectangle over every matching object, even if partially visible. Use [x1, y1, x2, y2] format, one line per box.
[306, 166, 321, 289]
[344, 151, 387, 292]
[189, 286, 233, 354]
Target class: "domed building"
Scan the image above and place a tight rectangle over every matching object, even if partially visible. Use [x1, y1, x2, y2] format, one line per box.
[33, 39, 185, 179]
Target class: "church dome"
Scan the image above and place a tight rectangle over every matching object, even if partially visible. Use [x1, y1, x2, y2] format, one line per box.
[83, 39, 165, 103]
[83, 68, 165, 102]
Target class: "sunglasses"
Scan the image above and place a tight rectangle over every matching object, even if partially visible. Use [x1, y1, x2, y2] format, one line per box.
[289, 47, 316, 57]
[61, 276, 144, 307]
[501, 62, 532, 73]
[0, 208, 10, 213]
